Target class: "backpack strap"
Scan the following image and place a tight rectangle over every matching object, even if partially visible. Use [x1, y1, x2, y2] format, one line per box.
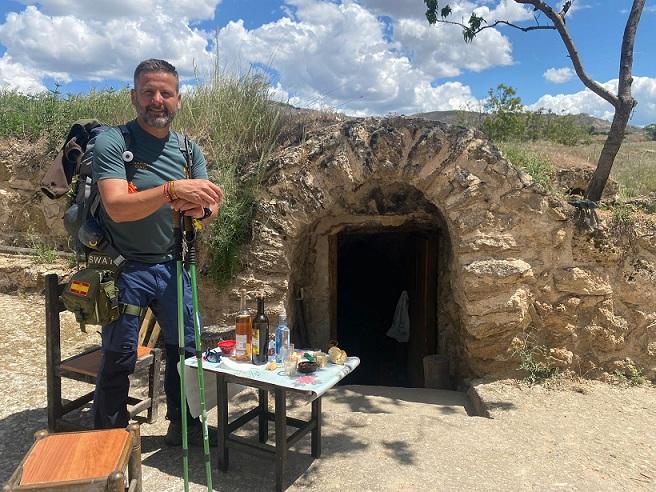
[173, 131, 193, 177]
[118, 124, 132, 150]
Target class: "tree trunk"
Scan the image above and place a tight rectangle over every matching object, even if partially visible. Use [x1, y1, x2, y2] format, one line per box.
[585, 99, 633, 202]
[584, 0, 644, 202]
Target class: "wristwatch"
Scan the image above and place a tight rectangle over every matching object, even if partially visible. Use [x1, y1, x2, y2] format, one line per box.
[200, 207, 213, 220]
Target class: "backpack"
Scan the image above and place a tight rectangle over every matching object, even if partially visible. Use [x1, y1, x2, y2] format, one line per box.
[41, 119, 193, 330]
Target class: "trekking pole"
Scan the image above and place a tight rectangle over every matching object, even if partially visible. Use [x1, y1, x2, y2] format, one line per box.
[183, 214, 213, 491]
[173, 210, 190, 492]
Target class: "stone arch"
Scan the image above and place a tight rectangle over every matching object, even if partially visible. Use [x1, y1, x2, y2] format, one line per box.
[246, 117, 556, 380]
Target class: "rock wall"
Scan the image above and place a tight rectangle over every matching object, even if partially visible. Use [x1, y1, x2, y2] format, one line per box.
[2, 118, 655, 382]
[0, 138, 67, 248]
[234, 117, 656, 381]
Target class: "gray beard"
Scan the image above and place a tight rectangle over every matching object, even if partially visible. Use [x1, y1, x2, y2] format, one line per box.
[140, 108, 175, 128]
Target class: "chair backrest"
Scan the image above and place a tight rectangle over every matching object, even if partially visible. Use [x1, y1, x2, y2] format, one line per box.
[137, 309, 160, 348]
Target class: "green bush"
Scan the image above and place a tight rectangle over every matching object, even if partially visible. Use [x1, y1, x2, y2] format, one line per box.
[479, 84, 590, 146]
[644, 123, 656, 141]
[499, 143, 555, 188]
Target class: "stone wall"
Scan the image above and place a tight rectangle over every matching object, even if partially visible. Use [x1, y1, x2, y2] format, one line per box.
[232, 117, 656, 381]
[0, 138, 67, 248]
[2, 118, 655, 382]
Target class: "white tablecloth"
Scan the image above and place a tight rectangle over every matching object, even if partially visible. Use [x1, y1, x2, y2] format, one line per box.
[181, 354, 360, 418]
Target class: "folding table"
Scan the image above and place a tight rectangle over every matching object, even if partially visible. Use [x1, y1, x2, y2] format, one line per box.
[184, 354, 359, 491]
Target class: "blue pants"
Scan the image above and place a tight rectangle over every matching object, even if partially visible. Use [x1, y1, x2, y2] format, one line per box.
[93, 260, 199, 429]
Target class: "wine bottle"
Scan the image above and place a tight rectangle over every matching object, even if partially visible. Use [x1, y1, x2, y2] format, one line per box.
[235, 289, 252, 362]
[252, 292, 269, 365]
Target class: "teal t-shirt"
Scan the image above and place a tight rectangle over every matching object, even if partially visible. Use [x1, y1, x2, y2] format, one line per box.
[92, 120, 208, 263]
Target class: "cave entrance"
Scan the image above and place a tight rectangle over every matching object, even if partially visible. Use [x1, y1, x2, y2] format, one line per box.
[330, 227, 438, 387]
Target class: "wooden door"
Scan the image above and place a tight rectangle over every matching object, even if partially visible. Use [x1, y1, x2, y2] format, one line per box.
[407, 233, 438, 387]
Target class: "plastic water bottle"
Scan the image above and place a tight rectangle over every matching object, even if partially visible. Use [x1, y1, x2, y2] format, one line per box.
[275, 313, 289, 363]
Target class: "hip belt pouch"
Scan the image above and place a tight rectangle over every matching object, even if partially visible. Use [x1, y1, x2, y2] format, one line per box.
[61, 268, 119, 330]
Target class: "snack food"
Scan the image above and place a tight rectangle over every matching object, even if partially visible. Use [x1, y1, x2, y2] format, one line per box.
[328, 346, 347, 364]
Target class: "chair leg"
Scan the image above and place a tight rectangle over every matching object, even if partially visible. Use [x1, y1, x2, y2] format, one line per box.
[107, 471, 125, 492]
[147, 348, 161, 423]
[127, 423, 142, 492]
[45, 274, 63, 433]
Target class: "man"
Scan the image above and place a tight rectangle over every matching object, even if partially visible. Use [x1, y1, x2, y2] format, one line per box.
[92, 58, 223, 446]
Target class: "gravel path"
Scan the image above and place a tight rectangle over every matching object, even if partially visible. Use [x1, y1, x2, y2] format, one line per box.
[0, 288, 654, 491]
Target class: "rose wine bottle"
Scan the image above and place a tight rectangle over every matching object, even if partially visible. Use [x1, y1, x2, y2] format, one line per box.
[235, 289, 252, 362]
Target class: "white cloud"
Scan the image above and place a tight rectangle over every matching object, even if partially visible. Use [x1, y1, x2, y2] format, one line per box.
[0, 53, 46, 93]
[394, 17, 513, 77]
[474, 0, 533, 23]
[13, 0, 221, 22]
[0, 0, 521, 115]
[544, 67, 574, 84]
[355, 0, 428, 20]
[0, 4, 215, 84]
[215, 1, 496, 114]
[528, 76, 656, 126]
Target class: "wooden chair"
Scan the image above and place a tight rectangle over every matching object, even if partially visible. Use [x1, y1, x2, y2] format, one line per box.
[45, 273, 162, 432]
[3, 424, 142, 492]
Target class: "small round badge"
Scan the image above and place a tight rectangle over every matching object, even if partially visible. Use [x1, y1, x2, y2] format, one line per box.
[122, 151, 134, 162]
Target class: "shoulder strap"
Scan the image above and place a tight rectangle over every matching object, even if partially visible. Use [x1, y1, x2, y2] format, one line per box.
[117, 124, 132, 150]
[173, 131, 193, 178]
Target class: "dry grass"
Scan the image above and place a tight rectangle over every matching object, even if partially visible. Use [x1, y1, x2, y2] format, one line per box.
[522, 136, 656, 197]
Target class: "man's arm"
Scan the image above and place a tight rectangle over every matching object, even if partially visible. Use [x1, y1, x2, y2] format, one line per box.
[98, 178, 222, 223]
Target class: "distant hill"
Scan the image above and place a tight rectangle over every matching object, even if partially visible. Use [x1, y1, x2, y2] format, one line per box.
[413, 110, 642, 134]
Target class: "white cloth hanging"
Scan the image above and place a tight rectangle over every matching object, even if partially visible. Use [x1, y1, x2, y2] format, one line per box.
[386, 290, 410, 342]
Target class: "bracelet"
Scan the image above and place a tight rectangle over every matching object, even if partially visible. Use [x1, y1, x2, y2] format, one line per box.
[200, 207, 212, 220]
[163, 181, 177, 202]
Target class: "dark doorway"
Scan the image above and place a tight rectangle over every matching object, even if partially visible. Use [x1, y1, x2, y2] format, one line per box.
[331, 228, 438, 387]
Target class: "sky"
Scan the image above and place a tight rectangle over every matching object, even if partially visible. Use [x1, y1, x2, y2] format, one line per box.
[0, 0, 654, 125]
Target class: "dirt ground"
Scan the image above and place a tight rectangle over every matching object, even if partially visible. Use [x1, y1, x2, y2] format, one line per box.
[0, 265, 655, 490]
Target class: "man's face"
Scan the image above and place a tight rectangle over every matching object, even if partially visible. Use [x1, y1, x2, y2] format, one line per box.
[131, 71, 181, 129]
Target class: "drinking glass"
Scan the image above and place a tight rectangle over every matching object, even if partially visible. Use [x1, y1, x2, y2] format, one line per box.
[284, 358, 297, 377]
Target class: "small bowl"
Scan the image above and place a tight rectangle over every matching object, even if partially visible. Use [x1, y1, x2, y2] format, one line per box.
[217, 339, 236, 355]
[297, 361, 318, 374]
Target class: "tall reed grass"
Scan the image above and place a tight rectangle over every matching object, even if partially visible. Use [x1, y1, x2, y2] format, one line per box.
[0, 68, 284, 288]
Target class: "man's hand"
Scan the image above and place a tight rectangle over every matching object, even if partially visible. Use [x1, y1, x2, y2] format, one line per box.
[171, 200, 204, 218]
[172, 179, 223, 209]
[171, 199, 219, 221]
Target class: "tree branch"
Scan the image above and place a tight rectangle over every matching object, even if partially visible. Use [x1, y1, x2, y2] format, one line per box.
[437, 18, 555, 34]
[516, 0, 618, 108]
